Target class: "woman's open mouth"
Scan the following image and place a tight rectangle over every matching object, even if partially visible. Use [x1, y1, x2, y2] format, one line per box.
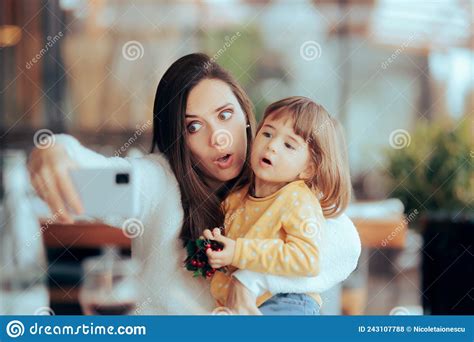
[214, 153, 234, 169]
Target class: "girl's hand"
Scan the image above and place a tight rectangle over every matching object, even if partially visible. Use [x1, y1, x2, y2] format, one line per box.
[203, 228, 235, 268]
[27, 144, 83, 223]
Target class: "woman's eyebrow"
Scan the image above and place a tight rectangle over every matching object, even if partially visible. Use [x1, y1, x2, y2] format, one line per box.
[185, 103, 233, 118]
[214, 103, 233, 112]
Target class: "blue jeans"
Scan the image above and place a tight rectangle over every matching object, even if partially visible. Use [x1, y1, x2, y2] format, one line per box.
[258, 293, 320, 315]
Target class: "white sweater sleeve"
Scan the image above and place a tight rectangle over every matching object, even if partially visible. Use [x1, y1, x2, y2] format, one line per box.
[54, 134, 173, 227]
[233, 213, 361, 296]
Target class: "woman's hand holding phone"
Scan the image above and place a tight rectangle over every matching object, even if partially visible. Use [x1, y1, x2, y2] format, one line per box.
[27, 144, 84, 224]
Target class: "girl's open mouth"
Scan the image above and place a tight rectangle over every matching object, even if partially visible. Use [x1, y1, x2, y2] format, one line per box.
[260, 157, 273, 168]
[214, 154, 234, 169]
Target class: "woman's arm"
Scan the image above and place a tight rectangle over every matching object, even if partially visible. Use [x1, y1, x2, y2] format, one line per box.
[232, 213, 361, 296]
[225, 277, 262, 315]
[28, 134, 172, 225]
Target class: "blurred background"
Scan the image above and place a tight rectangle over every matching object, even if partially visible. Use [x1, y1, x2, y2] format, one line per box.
[0, 0, 473, 316]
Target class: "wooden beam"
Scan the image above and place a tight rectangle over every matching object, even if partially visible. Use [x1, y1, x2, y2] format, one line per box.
[42, 221, 131, 248]
[352, 217, 407, 249]
[41, 216, 407, 250]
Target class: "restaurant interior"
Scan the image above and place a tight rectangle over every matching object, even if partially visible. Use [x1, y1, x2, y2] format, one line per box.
[0, 0, 472, 315]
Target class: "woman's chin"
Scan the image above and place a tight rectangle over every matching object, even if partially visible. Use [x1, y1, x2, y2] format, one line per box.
[214, 167, 241, 181]
[202, 154, 246, 183]
[210, 162, 243, 182]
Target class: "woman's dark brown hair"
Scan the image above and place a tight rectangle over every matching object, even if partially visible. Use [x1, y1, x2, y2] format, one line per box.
[150, 53, 256, 246]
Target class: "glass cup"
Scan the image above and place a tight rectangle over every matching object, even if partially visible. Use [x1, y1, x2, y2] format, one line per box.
[79, 249, 141, 315]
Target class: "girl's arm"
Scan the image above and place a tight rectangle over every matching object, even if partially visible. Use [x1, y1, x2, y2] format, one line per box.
[233, 213, 361, 296]
[228, 199, 324, 277]
[50, 134, 172, 226]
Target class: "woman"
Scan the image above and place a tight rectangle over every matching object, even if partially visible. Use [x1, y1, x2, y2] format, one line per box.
[27, 53, 360, 314]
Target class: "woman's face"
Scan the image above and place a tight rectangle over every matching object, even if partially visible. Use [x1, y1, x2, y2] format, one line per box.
[185, 79, 248, 182]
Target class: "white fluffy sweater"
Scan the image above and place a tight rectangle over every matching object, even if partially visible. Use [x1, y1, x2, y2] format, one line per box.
[55, 134, 361, 314]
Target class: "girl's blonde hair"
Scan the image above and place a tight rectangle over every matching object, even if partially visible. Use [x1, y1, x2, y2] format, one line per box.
[259, 96, 352, 218]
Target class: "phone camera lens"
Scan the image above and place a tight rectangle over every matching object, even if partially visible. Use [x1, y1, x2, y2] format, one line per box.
[115, 173, 129, 184]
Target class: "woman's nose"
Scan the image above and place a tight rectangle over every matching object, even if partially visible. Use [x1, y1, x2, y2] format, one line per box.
[210, 126, 234, 150]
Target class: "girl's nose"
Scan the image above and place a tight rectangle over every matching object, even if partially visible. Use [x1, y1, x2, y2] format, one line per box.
[266, 139, 277, 153]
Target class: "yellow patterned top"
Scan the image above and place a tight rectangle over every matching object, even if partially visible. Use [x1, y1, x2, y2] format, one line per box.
[210, 180, 325, 307]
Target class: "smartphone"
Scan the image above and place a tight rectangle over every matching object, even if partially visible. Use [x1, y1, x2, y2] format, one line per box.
[69, 167, 138, 218]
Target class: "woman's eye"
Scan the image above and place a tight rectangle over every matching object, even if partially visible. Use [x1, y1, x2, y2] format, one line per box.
[218, 110, 232, 121]
[262, 132, 272, 138]
[187, 122, 202, 133]
[285, 142, 295, 150]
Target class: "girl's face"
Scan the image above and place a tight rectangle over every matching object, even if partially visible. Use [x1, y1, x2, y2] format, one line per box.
[251, 112, 313, 185]
[185, 79, 248, 182]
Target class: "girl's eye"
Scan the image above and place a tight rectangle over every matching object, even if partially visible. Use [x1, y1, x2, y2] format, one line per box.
[218, 110, 232, 121]
[262, 131, 272, 138]
[187, 122, 203, 133]
[285, 142, 295, 150]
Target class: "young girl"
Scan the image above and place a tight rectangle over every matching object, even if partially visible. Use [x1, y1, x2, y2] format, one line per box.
[204, 96, 352, 315]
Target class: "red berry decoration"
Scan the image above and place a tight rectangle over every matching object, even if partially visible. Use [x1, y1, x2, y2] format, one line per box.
[184, 235, 226, 279]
